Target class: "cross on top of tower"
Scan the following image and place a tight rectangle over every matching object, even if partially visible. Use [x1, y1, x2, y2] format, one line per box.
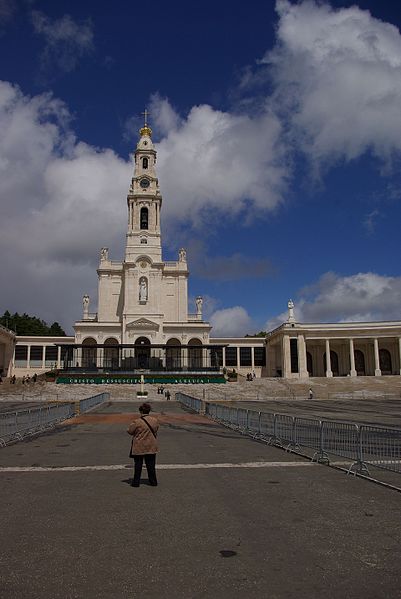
[141, 108, 150, 125]
[139, 108, 152, 138]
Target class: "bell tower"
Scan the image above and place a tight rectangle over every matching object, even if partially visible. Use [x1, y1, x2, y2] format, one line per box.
[125, 111, 162, 263]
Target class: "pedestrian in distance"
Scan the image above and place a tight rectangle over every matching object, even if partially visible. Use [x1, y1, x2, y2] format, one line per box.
[127, 402, 159, 488]
[308, 388, 313, 400]
[165, 389, 171, 401]
[32, 373, 37, 383]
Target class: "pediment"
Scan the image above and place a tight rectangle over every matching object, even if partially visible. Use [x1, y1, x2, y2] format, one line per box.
[126, 318, 159, 331]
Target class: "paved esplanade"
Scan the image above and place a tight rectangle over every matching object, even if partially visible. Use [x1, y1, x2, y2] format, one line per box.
[1, 400, 401, 599]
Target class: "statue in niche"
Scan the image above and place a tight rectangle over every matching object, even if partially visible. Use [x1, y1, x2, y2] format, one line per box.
[139, 278, 148, 302]
[179, 248, 187, 262]
[100, 247, 109, 261]
[196, 296, 203, 316]
[83, 294, 90, 313]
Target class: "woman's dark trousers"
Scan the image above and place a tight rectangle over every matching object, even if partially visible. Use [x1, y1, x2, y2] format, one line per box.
[133, 454, 157, 486]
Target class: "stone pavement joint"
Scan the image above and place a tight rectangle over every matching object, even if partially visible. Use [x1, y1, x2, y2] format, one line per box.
[0, 461, 318, 472]
[68, 412, 215, 425]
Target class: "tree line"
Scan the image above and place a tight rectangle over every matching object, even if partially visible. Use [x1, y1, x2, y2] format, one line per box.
[0, 311, 66, 336]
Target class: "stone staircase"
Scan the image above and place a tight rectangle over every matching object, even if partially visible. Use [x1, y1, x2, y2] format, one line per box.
[1, 376, 401, 403]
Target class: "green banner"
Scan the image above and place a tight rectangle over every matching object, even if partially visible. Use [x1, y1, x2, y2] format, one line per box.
[56, 375, 226, 385]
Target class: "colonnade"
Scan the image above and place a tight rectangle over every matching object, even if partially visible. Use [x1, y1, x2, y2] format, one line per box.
[14, 343, 64, 371]
[279, 335, 401, 378]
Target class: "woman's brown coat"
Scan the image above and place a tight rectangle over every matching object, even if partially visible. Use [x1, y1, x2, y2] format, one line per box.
[127, 415, 159, 455]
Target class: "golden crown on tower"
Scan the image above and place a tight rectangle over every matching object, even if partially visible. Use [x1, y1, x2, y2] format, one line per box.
[140, 109, 152, 137]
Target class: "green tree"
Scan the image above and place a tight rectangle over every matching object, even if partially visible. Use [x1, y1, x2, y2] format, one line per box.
[49, 322, 66, 336]
[0, 311, 66, 336]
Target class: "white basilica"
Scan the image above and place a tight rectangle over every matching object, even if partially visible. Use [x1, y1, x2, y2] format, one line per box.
[74, 119, 211, 351]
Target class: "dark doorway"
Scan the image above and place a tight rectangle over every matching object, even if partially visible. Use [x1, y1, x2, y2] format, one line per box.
[307, 351, 313, 376]
[136, 337, 150, 369]
[354, 349, 365, 375]
[379, 348, 392, 375]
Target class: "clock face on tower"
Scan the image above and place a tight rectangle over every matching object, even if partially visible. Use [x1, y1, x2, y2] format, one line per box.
[140, 178, 150, 189]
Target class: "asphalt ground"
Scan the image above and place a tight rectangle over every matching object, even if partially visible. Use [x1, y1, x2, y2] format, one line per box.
[1, 401, 401, 598]
[228, 397, 401, 428]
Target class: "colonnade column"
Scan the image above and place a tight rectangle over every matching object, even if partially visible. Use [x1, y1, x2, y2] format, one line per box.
[236, 347, 240, 370]
[349, 338, 357, 377]
[325, 339, 333, 377]
[251, 347, 255, 371]
[399, 338, 401, 376]
[265, 342, 271, 377]
[27, 344, 31, 370]
[42, 346, 46, 369]
[374, 338, 381, 376]
[298, 334, 308, 378]
[57, 346, 62, 369]
[283, 335, 291, 378]
[222, 347, 226, 368]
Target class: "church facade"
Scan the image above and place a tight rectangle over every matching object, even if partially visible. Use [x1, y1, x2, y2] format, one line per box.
[74, 120, 211, 354]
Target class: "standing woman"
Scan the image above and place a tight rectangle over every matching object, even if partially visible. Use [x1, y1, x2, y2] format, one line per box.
[127, 403, 159, 487]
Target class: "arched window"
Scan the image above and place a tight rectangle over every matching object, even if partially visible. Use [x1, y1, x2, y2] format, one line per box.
[104, 338, 119, 369]
[166, 338, 181, 370]
[82, 337, 97, 369]
[142, 157, 148, 169]
[140, 207, 148, 230]
[188, 338, 202, 370]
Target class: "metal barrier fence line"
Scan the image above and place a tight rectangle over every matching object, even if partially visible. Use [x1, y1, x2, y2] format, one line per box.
[175, 392, 401, 477]
[0, 393, 109, 447]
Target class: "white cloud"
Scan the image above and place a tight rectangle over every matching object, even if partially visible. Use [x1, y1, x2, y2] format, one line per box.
[148, 95, 288, 230]
[363, 209, 381, 234]
[31, 10, 94, 72]
[0, 81, 131, 332]
[266, 272, 401, 330]
[210, 306, 254, 337]
[263, 0, 401, 168]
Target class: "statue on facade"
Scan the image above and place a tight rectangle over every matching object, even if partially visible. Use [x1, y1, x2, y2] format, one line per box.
[287, 299, 295, 323]
[179, 248, 187, 262]
[139, 278, 148, 302]
[100, 247, 109, 261]
[196, 296, 203, 318]
[83, 294, 90, 317]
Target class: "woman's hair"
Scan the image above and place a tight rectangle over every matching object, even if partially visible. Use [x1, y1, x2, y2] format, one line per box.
[139, 403, 151, 414]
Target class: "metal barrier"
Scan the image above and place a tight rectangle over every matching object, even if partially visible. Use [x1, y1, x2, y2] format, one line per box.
[176, 393, 401, 477]
[78, 392, 109, 414]
[0, 393, 109, 447]
[176, 393, 204, 414]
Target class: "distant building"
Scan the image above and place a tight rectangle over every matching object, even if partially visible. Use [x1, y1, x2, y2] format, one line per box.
[0, 324, 15, 377]
[266, 301, 401, 378]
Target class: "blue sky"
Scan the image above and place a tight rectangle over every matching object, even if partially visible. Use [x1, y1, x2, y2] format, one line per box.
[1, 0, 401, 336]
